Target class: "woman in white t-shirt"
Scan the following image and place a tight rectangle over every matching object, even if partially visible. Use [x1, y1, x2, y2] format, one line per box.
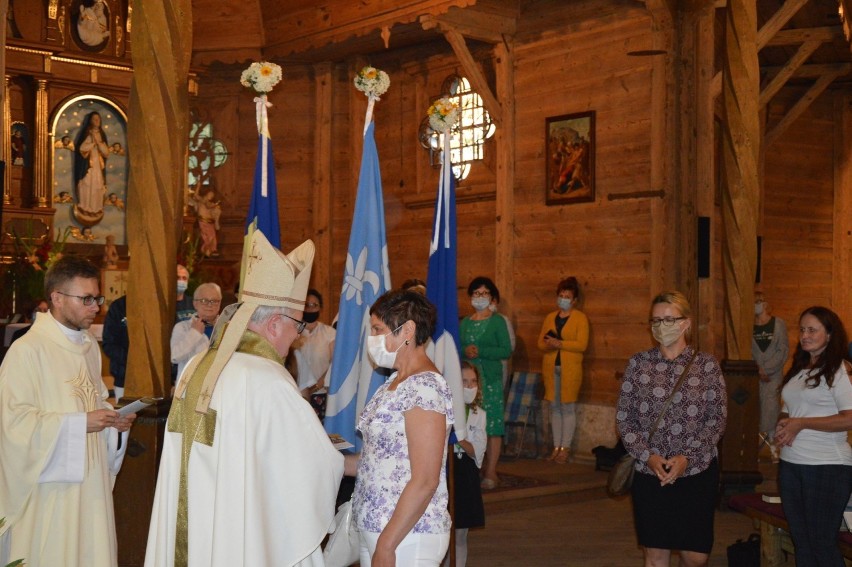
[775, 306, 852, 567]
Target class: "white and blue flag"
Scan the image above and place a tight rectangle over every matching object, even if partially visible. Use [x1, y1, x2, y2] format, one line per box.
[246, 95, 281, 247]
[324, 121, 391, 450]
[425, 135, 467, 439]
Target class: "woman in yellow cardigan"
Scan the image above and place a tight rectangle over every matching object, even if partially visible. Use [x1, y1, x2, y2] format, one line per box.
[537, 277, 589, 464]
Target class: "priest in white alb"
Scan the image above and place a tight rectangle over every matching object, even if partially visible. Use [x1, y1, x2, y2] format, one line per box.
[0, 255, 135, 567]
[144, 228, 344, 567]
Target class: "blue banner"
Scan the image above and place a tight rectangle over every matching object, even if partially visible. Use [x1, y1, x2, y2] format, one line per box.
[324, 122, 391, 450]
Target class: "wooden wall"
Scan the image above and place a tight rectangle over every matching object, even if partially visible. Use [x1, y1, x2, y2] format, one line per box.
[194, 1, 659, 406]
[760, 88, 840, 360]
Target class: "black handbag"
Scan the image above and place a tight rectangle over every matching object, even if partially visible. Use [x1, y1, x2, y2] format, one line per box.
[726, 533, 760, 567]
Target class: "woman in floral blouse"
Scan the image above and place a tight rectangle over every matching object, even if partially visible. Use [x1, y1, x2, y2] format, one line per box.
[616, 291, 727, 567]
[344, 290, 454, 566]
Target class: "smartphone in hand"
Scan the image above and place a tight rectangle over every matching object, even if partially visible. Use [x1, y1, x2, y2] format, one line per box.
[545, 330, 558, 339]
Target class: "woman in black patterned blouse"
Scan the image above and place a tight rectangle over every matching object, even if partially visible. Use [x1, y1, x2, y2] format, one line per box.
[616, 291, 727, 567]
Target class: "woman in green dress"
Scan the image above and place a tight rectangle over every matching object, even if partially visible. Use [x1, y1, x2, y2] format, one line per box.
[460, 276, 513, 489]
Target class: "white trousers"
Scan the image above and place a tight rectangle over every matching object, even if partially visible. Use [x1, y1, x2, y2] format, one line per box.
[359, 530, 450, 566]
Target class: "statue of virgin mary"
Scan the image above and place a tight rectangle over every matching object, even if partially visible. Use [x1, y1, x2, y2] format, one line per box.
[73, 110, 110, 226]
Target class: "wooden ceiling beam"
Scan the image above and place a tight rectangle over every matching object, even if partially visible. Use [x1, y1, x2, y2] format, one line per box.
[759, 38, 823, 108]
[262, 0, 475, 57]
[439, 28, 502, 126]
[757, 0, 809, 50]
[764, 25, 845, 46]
[420, 8, 515, 43]
[765, 67, 848, 147]
[760, 61, 852, 77]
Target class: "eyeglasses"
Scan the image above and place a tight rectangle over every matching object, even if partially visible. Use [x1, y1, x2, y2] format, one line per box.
[195, 298, 221, 306]
[471, 291, 491, 298]
[649, 316, 687, 328]
[282, 314, 307, 334]
[56, 291, 105, 306]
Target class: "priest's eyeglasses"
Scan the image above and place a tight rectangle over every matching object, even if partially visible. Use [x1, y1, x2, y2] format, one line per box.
[649, 316, 687, 328]
[56, 291, 106, 306]
[282, 314, 307, 334]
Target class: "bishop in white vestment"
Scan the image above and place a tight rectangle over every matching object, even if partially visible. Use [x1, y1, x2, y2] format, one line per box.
[145, 229, 344, 567]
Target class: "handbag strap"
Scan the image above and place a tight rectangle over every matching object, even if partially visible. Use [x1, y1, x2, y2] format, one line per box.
[647, 349, 697, 443]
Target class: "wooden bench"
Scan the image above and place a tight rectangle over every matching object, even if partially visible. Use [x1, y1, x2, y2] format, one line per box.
[728, 493, 852, 566]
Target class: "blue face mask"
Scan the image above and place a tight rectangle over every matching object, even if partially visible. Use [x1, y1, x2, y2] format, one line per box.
[177, 281, 188, 295]
[557, 297, 572, 311]
[471, 297, 490, 312]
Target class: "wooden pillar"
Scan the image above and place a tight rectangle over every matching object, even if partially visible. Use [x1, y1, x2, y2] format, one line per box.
[691, 2, 718, 351]
[720, 0, 762, 491]
[313, 62, 333, 304]
[646, 4, 677, 298]
[3, 76, 10, 205]
[114, 0, 191, 563]
[33, 79, 49, 207]
[494, 39, 514, 321]
[124, 0, 192, 398]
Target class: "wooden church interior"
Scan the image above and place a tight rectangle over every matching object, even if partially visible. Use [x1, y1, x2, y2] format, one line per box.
[1, 0, 852, 563]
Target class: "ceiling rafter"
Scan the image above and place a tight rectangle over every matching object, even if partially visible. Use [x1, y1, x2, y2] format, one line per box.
[760, 61, 852, 77]
[420, 5, 517, 128]
[759, 38, 823, 107]
[756, 0, 810, 49]
[764, 25, 845, 45]
[420, 7, 515, 43]
[713, 0, 837, 101]
[438, 27, 502, 127]
[765, 66, 848, 146]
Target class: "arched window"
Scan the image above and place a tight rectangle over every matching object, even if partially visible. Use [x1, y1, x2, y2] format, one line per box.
[188, 117, 229, 187]
[419, 75, 495, 180]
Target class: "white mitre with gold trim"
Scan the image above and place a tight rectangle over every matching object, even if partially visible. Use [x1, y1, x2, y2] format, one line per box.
[182, 226, 315, 413]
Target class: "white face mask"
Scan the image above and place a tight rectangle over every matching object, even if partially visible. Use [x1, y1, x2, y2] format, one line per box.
[471, 297, 490, 312]
[367, 325, 405, 368]
[652, 324, 685, 347]
[463, 387, 478, 404]
[557, 297, 572, 311]
[754, 301, 765, 316]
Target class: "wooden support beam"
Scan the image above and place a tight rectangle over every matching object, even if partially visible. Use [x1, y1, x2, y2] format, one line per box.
[764, 25, 844, 46]
[647, 8, 675, 294]
[420, 8, 516, 43]
[440, 28, 502, 127]
[494, 38, 514, 333]
[722, 0, 760, 360]
[756, 0, 809, 50]
[264, 0, 476, 56]
[760, 62, 852, 78]
[765, 69, 847, 147]
[759, 39, 823, 108]
[313, 62, 333, 306]
[125, 0, 192, 398]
